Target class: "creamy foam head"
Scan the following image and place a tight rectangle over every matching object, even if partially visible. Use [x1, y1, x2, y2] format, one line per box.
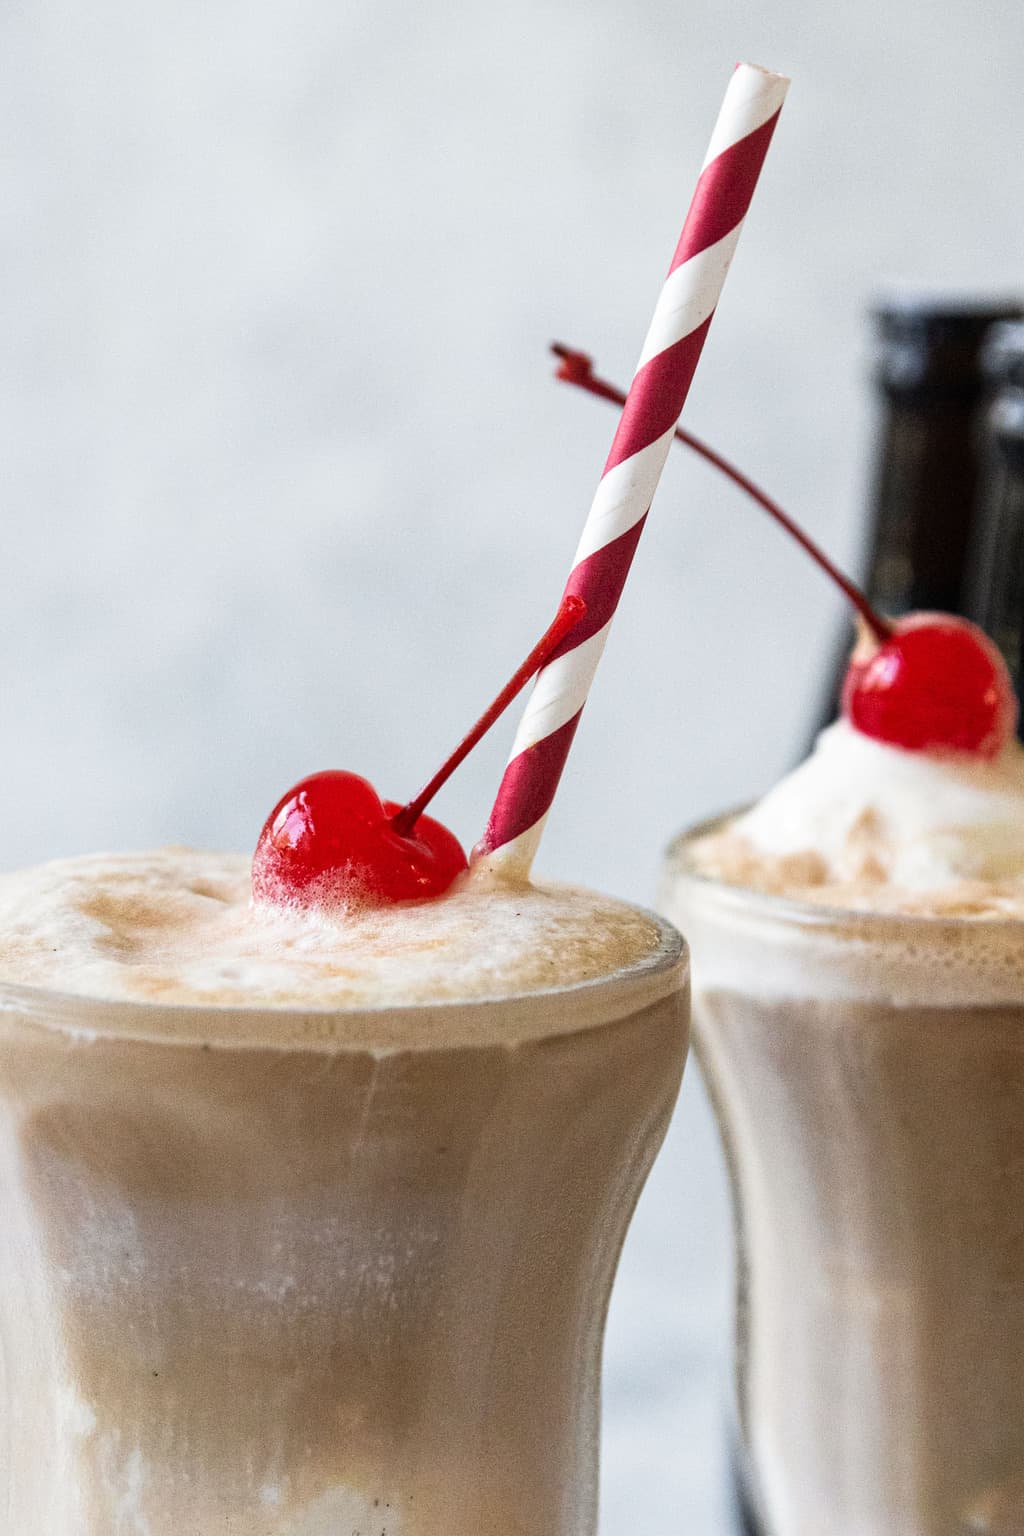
[663, 720, 1024, 1005]
[662, 839, 1024, 1005]
[687, 721, 1024, 918]
[0, 849, 682, 1048]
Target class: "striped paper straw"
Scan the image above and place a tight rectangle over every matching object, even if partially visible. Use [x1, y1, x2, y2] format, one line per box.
[476, 62, 789, 876]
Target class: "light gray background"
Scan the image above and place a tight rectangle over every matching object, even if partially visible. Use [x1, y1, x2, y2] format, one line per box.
[3, 1, 1023, 1529]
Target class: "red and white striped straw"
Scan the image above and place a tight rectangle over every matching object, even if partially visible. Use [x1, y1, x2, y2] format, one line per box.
[475, 62, 789, 877]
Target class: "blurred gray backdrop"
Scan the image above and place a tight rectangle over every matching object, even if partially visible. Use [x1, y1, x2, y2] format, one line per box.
[3, 0, 1023, 1528]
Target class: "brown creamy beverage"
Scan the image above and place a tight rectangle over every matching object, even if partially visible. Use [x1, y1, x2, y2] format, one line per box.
[660, 721, 1024, 1536]
[0, 849, 688, 1536]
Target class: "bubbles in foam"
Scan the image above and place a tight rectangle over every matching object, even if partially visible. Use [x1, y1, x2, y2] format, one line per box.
[0, 849, 681, 1045]
[662, 843, 1024, 1008]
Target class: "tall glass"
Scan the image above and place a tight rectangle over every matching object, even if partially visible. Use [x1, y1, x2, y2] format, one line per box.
[0, 915, 687, 1536]
[661, 826, 1024, 1536]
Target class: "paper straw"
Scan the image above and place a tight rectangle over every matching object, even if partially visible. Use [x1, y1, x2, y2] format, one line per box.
[476, 62, 789, 876]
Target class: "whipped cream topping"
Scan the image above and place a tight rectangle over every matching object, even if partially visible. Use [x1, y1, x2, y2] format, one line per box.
[688, 721, 1024, 916]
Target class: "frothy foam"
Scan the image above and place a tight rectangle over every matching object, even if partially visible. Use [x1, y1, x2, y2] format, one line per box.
[661, 843, 1024, 1006]
[0, 849, 680, 1046]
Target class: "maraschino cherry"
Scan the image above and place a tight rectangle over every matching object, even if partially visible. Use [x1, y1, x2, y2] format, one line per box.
[841, 612, 1017, 758]
[252, 771, 468, 909]
[552, 341, 1018, 760]
[253, 594, 586, 910]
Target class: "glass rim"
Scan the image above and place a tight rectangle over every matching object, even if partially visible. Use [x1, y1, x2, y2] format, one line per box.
[0, 901, 687, 1053]
[665, 810, 1024, 936]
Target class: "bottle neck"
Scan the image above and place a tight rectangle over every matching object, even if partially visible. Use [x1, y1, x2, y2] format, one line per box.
[861, 301, 1022, 618]
[864, 390, 986, 618]
[962, 382, 1024, 731]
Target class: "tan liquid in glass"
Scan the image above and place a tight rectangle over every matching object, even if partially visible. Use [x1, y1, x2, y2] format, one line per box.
[662, 828, 1024, 1536]
[0, 852, 688, 1536]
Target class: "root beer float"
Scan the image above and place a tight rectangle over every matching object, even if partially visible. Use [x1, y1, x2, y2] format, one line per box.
[0, 851, 684, 1536]
[0, 66, 788, 1536]
[0, 606, 689, 1536]
[664, 684, 1024, 1536]
[639, 398, 1024, 1533]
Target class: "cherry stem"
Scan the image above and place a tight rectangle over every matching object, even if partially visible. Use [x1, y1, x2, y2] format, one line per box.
[391, 593, 587, 835]
[550, 342, 894, 643]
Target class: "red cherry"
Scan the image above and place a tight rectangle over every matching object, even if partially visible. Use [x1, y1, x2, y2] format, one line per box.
[841, 613, 1018, 759]
[252, 770, 468, 909]
[251, 595, 588, 911]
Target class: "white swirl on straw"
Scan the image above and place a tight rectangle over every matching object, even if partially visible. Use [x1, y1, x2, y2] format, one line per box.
[635, 225, 745, 372]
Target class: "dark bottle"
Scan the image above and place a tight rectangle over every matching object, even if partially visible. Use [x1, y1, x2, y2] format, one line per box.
[964, 320, 1024, 719]
[809, 293, 1022, 743]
